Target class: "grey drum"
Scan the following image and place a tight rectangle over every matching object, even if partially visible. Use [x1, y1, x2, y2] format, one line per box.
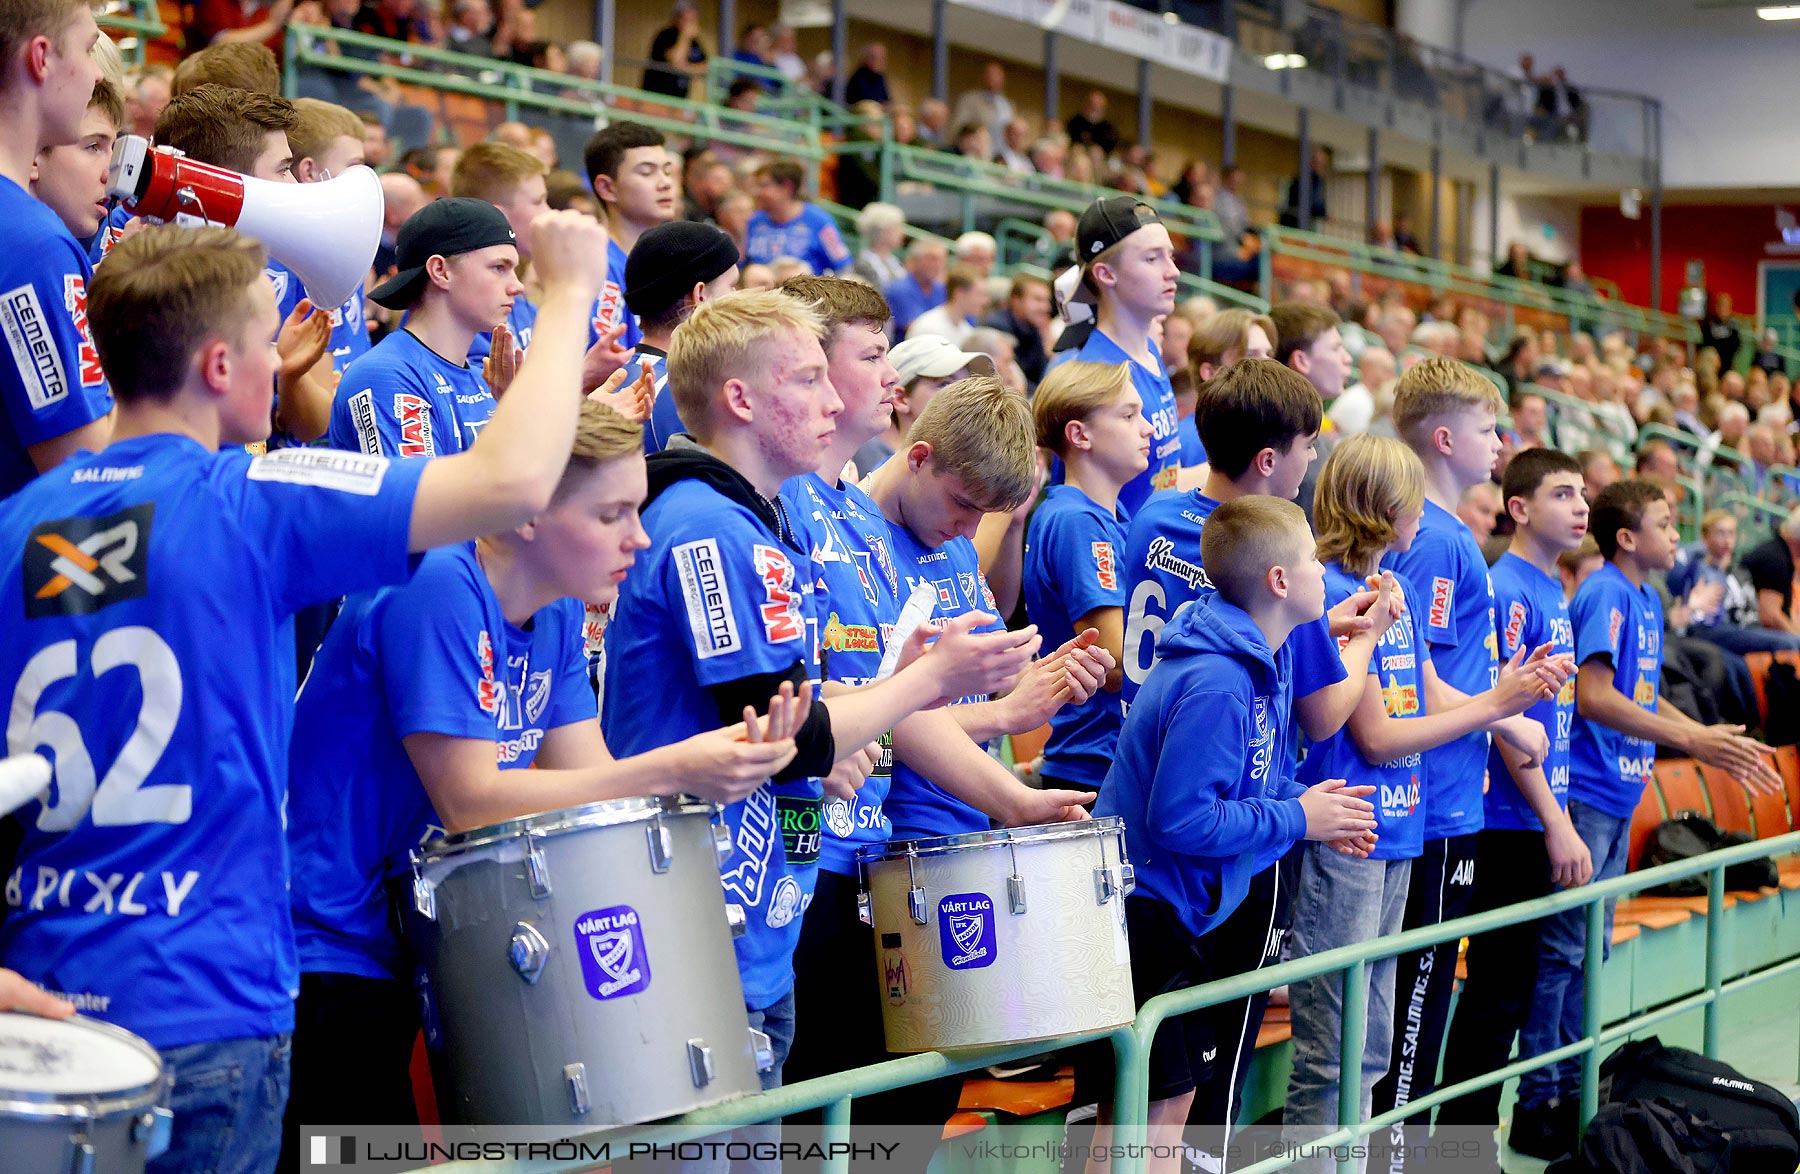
[0, 1012, 172, 1174]
[408, 797, 769, 1129]
[857, 817, 1137, 1051]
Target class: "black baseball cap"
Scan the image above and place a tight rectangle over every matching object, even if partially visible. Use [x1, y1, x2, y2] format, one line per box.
[368, 197, 519, 309]
[625, 220, 740, 320]
[1077, 196, 1162, 265]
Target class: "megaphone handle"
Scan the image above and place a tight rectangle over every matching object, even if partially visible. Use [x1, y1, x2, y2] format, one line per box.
[0, 753, 51, 821]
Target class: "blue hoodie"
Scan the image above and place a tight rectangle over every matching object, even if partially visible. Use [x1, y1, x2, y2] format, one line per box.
[1094, 591, 1308, 939]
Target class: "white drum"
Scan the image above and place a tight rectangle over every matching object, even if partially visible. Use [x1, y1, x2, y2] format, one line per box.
[408, 797, 770, 1130]
[0, 1012, 172, 1174]
[857, 817, 1137, 1051]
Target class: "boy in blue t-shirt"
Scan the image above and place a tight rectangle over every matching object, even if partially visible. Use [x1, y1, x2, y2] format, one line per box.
[1502, 478, 1780, 1159]
[1024, 359, 1153, 791]
[1371, 356, 1511, 1160]
[0, 210, 614, 1174]
[0, 1, 111, 497]
[775, 278, 1099, 1136]
[1285, 437, 1568, 1161]
[601, 289, 1045, 1154]
[744, 158, 853, 274]
[583, 121, 674, 364]
[451, 140, 550, 369]
[281, 402, 807, 1160]
[1080, 496, 1380, 1173]
[1428, 449, 1593, 1148]
[329, 199, 516, 457]
[620, 219, 741, 454]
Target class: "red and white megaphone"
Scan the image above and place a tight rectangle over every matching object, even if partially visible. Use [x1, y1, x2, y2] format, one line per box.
[107, 134, 383, 310]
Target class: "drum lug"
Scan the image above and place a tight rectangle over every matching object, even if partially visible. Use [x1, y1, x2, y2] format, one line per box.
[1094, 864, 1136, 904]
[687, 1039, 716, 1088]
[132, 1107, 173, 1160]
[411, 874, 436, 922]
[712, 819, 734, 865]
[67, 1134, 96, 1174]
[647, 818, 675, 874]
[1007, 874, 1028, 914]
[907, 885, 927, 925]
[749, 1027, 775, 1073]
[526, 840, 552, 899]
[563, 1063, 591, 1116]
[726, 902, 748, 937]
[857, 888, 873, 926]
[508, 921, 551, 984]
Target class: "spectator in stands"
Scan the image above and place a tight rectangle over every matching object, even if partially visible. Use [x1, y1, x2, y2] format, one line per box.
[1065, 88, 1117, 156]
[1495, 241, 1535, 281]
[188, 0, 294, 49]
[172, 40, 280, 95]
[1170, 159, 1210, 207]
[1578, 450, 1621, 503]
[376, 171, 427, 274]
[984, 273, 1055, 390]
[1700, 292, 1742, 372]
[745, 157, 851, 273]
[965, 325, 1026, 395]
[884, 237, 948, 335]
[716, 188, 753, 258]
[1279, 146, 1329, 229]
[622, 219, 740, 453]
[1330, 345, 1393, 436]
[890, 104, 919, 147]
[952, 61, 1015, 152]
[1211, 226, 1263, 289]
[916, 97, 950, 148]
[908, 264, 988, 347]
[850, 202, 907, 290]
[1741, 506, 1800, 639]
[834, 100, 887, 210]
[352, 0, 428, 44]
[769, 22, 806, 83]
[643, 0, 707, 100]
[1672, 511, 1800, 655]
[1507, 392, 1550, 451]
[399, 143, 458, 196]
[547, 176, 597, 217]
[845, 42, 890, 106]
[1033, 207, 1078, 270]
[954, 230, 997, 279]
[996, 116, 1033, 174]
[358, 110, 390, 166]
[723, 76, 761, 113]
[732, 22, 772, 78]
[854, 334, 994, 476]
[1635, 439, 1680, 485]
[1752, 328, 1786, 377]
[1457, 480, 1502, 547]
[952, 121, 992, 163]
[682, 154, 731, 223]
[564, 39, 602, 83]
[806, 50, 838, 100]
[1701, 402, 1751, 471]
[445, 0, 494, 56]
[125, 68, 171, 137]
[1212, 164, 1249, 248]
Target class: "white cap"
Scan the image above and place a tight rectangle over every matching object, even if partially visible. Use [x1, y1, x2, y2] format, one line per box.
[890, 334, 996, 386]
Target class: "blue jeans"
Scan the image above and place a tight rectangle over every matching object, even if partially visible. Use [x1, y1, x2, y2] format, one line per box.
[1515, 802, 1632, 1109]
[1283, 844, 1411, 1170]
[682, 989, 796, 1174]
[151, 1033, 293, 1174]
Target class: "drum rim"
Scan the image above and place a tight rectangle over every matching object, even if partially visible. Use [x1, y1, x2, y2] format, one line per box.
[417, 794, 716, 860]
[854, 815, 1126, 864]
[0, 1013, 168, 1122]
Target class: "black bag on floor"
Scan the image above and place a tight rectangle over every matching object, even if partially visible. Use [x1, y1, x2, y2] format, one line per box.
[1547, 1096, 1729, 1174]
[1641, 812, 1779, 895]
[1595, 1037, 1800, 1174]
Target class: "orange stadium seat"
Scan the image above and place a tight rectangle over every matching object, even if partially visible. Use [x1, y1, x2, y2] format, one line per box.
[1627, 777, 1666, 871]
[1652, 759, 1711, 821]
[1778, 744, 1800, 821]
[1698, 763, 1754, 837]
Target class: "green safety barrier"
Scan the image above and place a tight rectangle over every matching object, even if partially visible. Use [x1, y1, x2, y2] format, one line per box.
[414, 830, 1800, 1174]
[1259, 225, 1696, 347]
[1718, 491, 1788, 530]
[703, 56, 874, 138]
[97, 0, 167, 69]
[1512, 380, 1638, 468]
[880, 143, 1222, 252]
[282, 26, 826, 161]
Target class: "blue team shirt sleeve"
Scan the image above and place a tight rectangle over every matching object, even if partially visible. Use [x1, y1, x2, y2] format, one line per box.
[659, 508, 812, 687]
[0, 234, 113, 453]
[1292, 613, 1349, 696]
[809, 207, 853, 272]
[228, 447, 427, 615]
[1038, 502, 1126, 621]
[544, 599, 600, 729]
[1571, 578, 1627, 668]
[373, 553, 507, 741]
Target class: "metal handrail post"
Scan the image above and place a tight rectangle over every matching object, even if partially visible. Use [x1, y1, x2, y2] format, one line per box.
[1704, 863, 1726, 1056]
[1336, 958, 1367, 1174]
[1580, 897, 1605, 1130]
[821, 1096, 853, 1174]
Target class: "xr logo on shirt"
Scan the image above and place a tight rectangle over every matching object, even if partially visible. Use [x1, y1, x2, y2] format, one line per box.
[24, 504, 153, 618]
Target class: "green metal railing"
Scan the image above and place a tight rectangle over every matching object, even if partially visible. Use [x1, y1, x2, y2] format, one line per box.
[1259, 225, 1697, 347]
[97, 0, 167, 68]
[880, 144, 1222, 253]
[701, 56, 874, 138]
[282, 26, 826, 162]
[1516, 381, 1638, 468]
[419, 830, 1800, 1174]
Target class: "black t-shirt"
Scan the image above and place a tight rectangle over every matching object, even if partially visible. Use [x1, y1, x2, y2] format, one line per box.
[1741, 533, 1796, 617]
[644, 25, 706, 98]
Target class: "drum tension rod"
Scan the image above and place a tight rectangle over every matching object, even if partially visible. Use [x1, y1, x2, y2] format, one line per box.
[1007, 840, 1027, 915]
[647, 814, 675, 874]
[906, 850, 927, 926]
